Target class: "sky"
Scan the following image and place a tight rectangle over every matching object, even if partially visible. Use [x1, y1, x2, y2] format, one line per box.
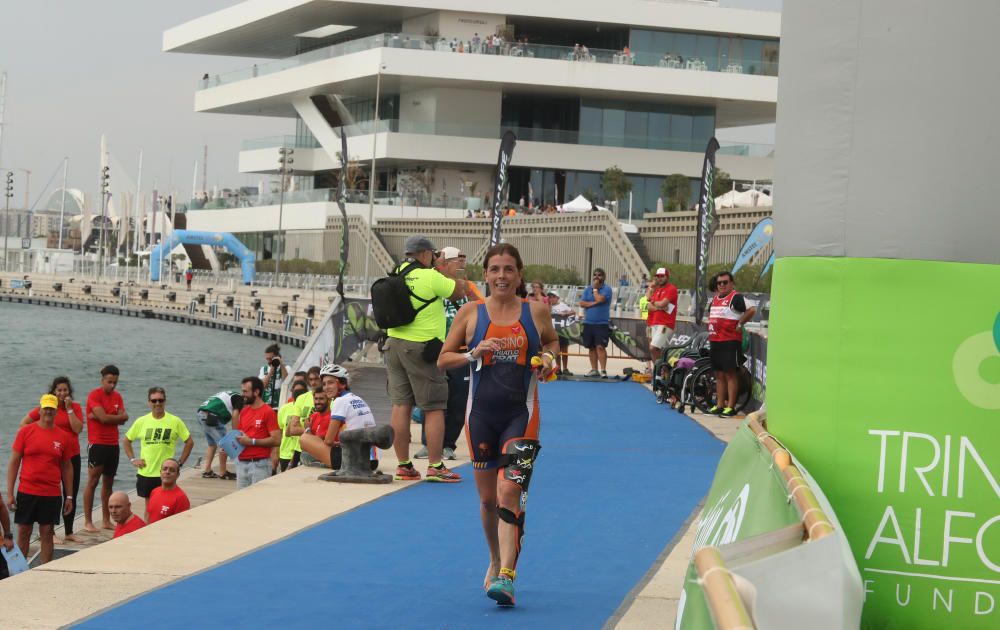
[0, 0, 780, 212]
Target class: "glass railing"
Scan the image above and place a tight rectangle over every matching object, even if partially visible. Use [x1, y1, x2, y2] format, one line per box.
[186, 188, 483, 211]
[199, 32, 779, 89]
[242, 119, 774, 156]
[241, 135, 321, 151]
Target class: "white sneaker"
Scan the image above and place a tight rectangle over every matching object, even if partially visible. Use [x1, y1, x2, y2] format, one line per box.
[443, 447, 457, 460]
[585, 369, 600, 378]
[413, 446, 429, 459]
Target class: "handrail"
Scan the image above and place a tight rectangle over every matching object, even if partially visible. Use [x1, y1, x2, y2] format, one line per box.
[746, 411, 835, 541]
[694, 547, 755, 630]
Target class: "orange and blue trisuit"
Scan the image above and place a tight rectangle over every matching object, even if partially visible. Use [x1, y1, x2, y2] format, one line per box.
[466, 300, 542, 575]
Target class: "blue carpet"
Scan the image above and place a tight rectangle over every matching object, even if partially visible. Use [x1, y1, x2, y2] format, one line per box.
[78, 381, 723, 629]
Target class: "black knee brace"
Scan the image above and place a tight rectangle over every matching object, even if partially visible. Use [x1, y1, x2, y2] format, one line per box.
[496, 438, 541, 569]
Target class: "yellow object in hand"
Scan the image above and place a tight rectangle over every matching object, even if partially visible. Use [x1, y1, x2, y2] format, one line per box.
[531, 356, 557, 382]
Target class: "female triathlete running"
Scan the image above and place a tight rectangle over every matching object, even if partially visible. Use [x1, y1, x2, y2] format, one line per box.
[438, 243, 559, 607]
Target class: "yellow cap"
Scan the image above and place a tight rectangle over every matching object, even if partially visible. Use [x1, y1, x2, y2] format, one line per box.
[40, 394, 59, 410]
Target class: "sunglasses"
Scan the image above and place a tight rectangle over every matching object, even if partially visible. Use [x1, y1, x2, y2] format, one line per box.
[149, 398, 166, 404]
[716, 280, 731, 286]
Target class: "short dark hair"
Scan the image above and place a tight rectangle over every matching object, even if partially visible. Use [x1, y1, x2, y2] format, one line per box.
[101, 365, 120, 377]
[593, 268, 606, 276]
[307, 366, 321, 377]
[147, 386, 166, 399]
[313, 386, 326, 396]
[242, 376, 264, 396]
[293, 370, 307, 380]
[265, 343, 281, 356]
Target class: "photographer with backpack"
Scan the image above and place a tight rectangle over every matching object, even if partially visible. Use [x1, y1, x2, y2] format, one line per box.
[371, 235, 466, 482]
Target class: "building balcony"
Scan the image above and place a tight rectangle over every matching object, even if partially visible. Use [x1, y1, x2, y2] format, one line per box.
[237, 121, 774, 180]
[199, 32, 777, 91]
[195, 33, 777, 127]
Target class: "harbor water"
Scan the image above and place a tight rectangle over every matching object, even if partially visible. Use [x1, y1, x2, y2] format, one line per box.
[0, 301, 298, 496]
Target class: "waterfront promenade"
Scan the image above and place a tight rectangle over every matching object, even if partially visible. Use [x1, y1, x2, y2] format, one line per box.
[0, 358, 730, 628]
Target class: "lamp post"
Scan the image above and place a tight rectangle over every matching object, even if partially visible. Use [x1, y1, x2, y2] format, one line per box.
[274, 147, 294, 282]
[3, 171, 12, 271]
[98, 165, 110, 278]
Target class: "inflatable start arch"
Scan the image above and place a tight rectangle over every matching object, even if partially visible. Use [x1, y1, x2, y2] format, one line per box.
[150, 230, 255, 285]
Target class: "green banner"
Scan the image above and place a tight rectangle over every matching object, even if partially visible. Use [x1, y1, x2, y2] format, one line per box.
[677, 422, 803, 628]
[768, 257, 1000, 628]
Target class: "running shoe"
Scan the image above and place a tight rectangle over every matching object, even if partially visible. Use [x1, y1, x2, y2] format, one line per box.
[721, 407, 737, 417]
[486, 576, 516, 606]
[707, 405, 721, 415]
[395, 464, 422, 481]
[425, 463, 462, 483]
[443, 447, 457, 461]
[413, 446, 429, 459]
[600, 370, 608, 378]
[585, 369, 600, 377]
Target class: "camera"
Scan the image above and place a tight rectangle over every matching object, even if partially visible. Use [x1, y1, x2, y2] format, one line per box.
[271, 357, 281, 368]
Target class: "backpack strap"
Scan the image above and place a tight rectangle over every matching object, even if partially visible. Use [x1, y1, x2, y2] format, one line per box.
[394, 260, 437, 313]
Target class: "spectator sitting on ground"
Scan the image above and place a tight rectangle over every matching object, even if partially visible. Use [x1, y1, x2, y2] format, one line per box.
[110, 491, 145, 538]
[146, 459, 190, 524]
[287, 388, 334, 466]
[297, 365, 379, 471]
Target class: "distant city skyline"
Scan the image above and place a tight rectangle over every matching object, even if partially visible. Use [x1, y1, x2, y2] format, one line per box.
[0, 0, 779, 213]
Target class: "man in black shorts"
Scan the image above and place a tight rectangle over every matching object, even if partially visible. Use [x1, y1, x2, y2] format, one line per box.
[83, 365, 128, 532]
[707, 271, 756, 417]
[578, 268, 614, 377]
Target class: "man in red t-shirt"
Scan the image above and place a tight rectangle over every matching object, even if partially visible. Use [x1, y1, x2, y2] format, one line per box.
[234, 376, 279, 489]
[83, 365, 129, 533]
[646, 267, 679, 365]
[110, 491, 145, 538]
[7, 394, 74, 564]
[147, 458, 190, 523]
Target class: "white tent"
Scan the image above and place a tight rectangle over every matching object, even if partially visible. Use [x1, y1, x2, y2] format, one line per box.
[559, 194, 594, 212]
[715, 189, 774, 208]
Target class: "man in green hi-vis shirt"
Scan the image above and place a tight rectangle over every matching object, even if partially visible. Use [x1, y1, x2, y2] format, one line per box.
[767, 2, 1000, 628]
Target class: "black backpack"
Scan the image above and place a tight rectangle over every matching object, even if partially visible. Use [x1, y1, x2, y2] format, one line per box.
[370, 261, 436, 329]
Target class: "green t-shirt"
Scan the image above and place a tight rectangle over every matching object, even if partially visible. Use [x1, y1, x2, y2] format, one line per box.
[639, 295, 649, 321]
[276, 401, 300, 460]
[387, 265, 456, 343]
[125, 412, 191, 478]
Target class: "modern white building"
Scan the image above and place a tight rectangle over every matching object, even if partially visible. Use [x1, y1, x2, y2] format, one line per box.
[165, 0, 778, 267]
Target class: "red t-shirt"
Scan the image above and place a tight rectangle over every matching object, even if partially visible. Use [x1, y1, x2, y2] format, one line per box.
[309, 409, 332, 441]
[12, 423, 73, 497]
[113, 514, 146, 538]
[86, 388, 126, 446]
[647, 283, 679, 328]
[147, 486, 191, 523]
[235, 404, 278, 460]
[28, 403, 83, 457]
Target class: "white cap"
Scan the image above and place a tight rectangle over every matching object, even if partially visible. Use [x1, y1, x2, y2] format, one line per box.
[655, 267, 667, 276]
[438, 246, 464, 260]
